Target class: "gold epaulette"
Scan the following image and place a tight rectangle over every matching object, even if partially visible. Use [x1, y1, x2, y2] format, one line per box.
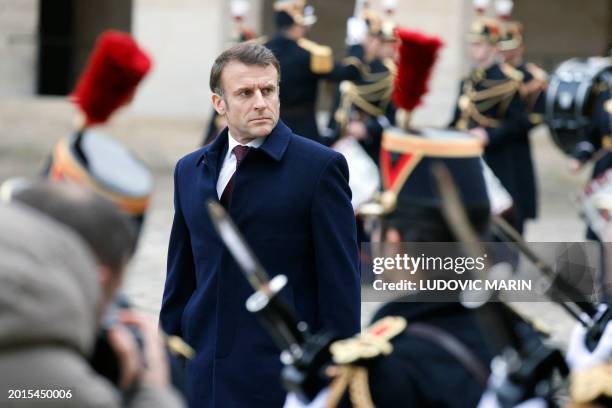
[297, 38, 334, 74]
[383, 58, 397, 77]
[457, 71, 522, 128]
[571, 363, 612, 404]
[342, 56, 380, 82]
[325, 317, 407, 408]
[343, 56, 367, 73]
[336, 74, 394, 120]
[500, 63, 524, 82]
[330, 316, 407, 365]
[602, 135, 612, 150]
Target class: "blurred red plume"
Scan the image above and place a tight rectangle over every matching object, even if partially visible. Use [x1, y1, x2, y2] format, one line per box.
[71, 30, 152, 126]
[392, 29, 444, 112]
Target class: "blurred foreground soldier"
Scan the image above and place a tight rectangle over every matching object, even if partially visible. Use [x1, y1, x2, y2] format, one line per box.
[449, 7, 531, 234]
[44, 30, 154, 237]
[0, 31, 154, 227]
[286, 132, 495, 408]
[0, 202, 183, 407]
[266, 0, 361, 144]
[495, 0, 545, 236]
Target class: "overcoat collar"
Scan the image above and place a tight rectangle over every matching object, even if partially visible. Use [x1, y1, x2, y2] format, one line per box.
[196, 120, 292, 167]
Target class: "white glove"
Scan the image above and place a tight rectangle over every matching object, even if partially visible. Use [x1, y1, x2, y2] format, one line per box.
[284, 388, 330, 408]
[566, 315, 612, 370]
[346, 17, 368, 46]
[477, 390, 548, 408]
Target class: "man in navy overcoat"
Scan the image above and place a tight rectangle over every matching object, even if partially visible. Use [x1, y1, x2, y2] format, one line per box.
[160, 42, 361, 408]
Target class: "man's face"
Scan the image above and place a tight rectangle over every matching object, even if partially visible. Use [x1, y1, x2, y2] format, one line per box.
[379, 39, 398, 60]
[213, 61, 280, 143]
[96, 264, 125, 323]
[363, 35, 382, 59]
[468, 41, 496, 66]
[501, 45, 524, 67]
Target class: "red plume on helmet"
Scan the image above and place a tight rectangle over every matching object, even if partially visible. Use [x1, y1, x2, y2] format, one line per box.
[71, 30, 152, 126]
[392, 28, 444, 113]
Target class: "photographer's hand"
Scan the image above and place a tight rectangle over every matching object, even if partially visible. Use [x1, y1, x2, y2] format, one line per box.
[108, 323, 142, 390]
[118, 310, 170, 388]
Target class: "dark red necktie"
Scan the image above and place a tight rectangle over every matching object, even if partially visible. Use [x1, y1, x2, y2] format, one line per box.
[220, 145, 249, 207]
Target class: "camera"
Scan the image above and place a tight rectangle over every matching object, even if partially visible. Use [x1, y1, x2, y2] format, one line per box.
[90, 294, 145, 387]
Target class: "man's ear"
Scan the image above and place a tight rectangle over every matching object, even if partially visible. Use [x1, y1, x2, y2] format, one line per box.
[212, 93, 226, 115]
[99, 265, 112, 287]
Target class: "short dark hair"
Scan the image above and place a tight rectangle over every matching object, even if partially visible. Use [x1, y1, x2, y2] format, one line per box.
[209, 42, 281, 96]
[13, 181, 137, 275]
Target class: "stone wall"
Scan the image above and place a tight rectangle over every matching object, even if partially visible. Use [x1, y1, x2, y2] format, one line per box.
[0, 0, 37, 96]
[513, 0, 611, 70]
[1, 0, 611, 119]
[129, 0, 230, 118]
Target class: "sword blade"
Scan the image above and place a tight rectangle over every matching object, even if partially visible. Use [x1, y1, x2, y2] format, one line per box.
[207, 201, 270, 291]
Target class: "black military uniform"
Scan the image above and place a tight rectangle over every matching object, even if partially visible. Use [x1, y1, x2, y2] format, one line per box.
[265, 0, 361, 144]
[449, 18, 531, 233]
[496, 20, 547, 232]
[327, 13, 397, 165]
[364, 301, 493, 408]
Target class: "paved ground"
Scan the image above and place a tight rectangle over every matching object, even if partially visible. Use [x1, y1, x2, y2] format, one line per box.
[0, 96, 595, 348]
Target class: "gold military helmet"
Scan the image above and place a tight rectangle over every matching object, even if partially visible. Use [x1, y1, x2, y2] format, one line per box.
[495, 0, 523, 50]
[361, 9, 397, 42]
[468, 17, 501, 44]
[273, 0, 317, 26]
[467, 0, 500, 44]
[497, 21, 523, 50]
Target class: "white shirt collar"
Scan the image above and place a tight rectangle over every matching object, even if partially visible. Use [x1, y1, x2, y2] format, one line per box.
[227, 131, 265, 153]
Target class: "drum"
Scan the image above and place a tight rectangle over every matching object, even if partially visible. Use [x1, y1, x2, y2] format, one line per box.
[576, 168, 612, 240]
[546, 57, 612, 155]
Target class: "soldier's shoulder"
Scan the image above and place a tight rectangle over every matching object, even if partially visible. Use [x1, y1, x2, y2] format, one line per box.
[329, 316, 407, 365]
[297, 38, 334, 74]
[499, 63, 524, 82]
[296, 38, 332, 57]
[326, 316, 420, 406]
[525, 62, 548, 81]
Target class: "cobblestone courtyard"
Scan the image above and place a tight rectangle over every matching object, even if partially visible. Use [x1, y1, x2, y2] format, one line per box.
[0, 97, 595, 348]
